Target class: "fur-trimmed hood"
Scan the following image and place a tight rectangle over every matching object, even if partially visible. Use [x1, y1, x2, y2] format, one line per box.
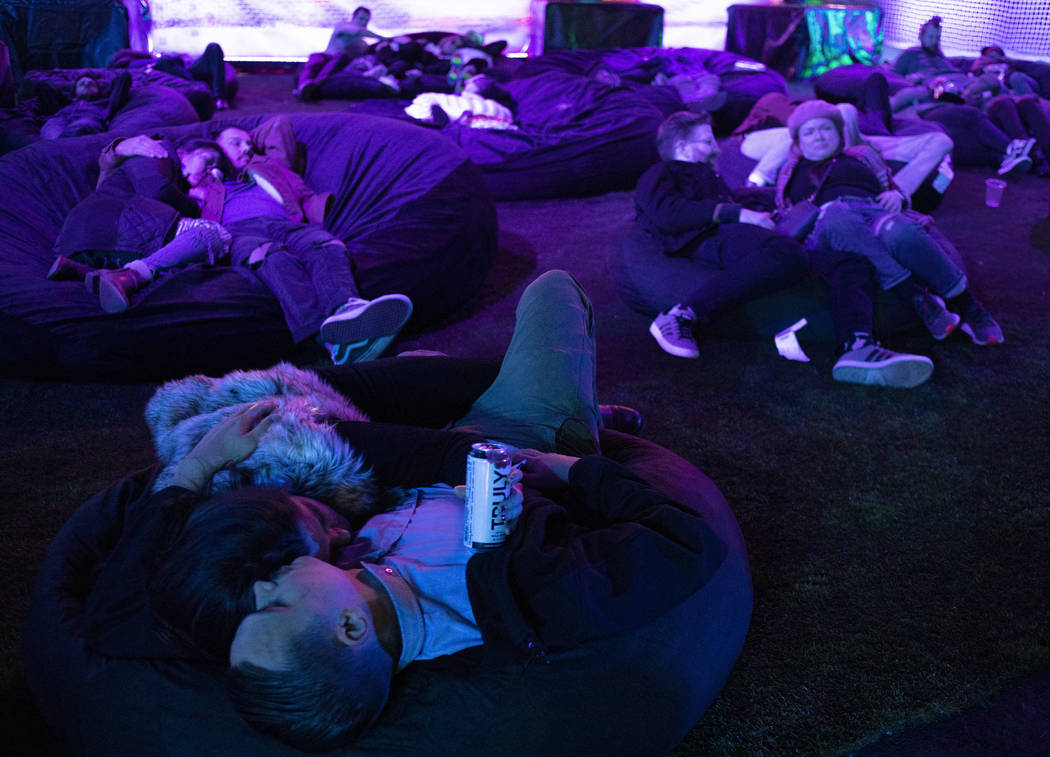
[146, 363, 378, 524]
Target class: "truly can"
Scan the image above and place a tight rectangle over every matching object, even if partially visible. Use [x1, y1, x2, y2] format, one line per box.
[463, 442, 513, 549]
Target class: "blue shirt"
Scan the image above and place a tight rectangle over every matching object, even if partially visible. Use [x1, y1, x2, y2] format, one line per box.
[353, 485, 482, 669]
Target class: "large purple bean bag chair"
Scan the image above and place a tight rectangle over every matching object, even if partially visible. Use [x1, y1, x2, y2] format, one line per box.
[0, 112, 496, 381]
[24, 429, 751, 757]
[520, 47, 787, 136]
[813, 63, 913, 104]
[438, 70, 664, 200]
[22, 65, 219, 121]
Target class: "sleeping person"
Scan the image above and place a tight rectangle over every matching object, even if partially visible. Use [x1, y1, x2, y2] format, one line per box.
[82, 270, 726, 751]
[72, 116, 414, 364]
[39, 71, 133, 140]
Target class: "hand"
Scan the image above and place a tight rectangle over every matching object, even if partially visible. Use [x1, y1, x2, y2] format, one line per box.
[739, 208, 775, 230]
[876, 189, 905, 212]
[115, 134, 167, 159]
[169, 402, 277, 492]
[188, 172, 221, 201]
[453, 467, 525, 529]
[514, 449, 580, 490]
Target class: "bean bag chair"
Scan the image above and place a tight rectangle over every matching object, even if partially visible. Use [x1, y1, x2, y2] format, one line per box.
[813, 63, 913, 104]
[439, 70, 665, 200]
[24, 429, 752, 757]
[0, 112, 496, 381]
[22, 66, 218, 120]
[519, 47, 787, 136]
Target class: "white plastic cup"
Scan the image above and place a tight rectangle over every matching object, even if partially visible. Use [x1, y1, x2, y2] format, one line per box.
[985, 178, 1007, 207]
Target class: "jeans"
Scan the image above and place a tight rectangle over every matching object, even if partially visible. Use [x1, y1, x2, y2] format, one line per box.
[918, 103, 1010, 168]
[814, 198, 966, 297]
[228, 216, 358, 343]
[986, 94, 1050, 157]
[454, 270, 601, 454]
[137, 220, 229, 274]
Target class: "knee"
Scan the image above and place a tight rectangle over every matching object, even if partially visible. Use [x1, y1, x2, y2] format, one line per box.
[926, 131, 954, 156]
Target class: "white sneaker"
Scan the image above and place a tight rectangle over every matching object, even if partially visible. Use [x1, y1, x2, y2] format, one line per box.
[319, 294, 413, 346]
[649, 304, 699, 359]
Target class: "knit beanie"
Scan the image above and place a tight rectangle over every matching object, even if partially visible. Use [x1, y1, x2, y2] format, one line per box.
[787, 100, 844, 142]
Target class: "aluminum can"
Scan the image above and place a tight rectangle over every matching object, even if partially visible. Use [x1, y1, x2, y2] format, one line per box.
[463, 442, 513, 549]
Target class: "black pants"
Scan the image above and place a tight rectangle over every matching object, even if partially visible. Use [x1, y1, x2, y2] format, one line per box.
[315, 357, 500, 489]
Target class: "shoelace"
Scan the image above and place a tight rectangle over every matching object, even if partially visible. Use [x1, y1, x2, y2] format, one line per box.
[662, 314, 694, 339]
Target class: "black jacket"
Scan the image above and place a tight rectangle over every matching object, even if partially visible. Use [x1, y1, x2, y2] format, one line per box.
[633, 159, 742, 257]
[80, 457, 727, 672]
[52, 141, 200, 262]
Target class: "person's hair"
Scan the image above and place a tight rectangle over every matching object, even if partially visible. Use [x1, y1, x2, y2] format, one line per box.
[919, 15, 942, 48]
[980, 45, 1005, 58]
[148, 486, 312, 661]
[175, 135, 226, 173]
[227, 615, 392, 751]
[352, 6, 370, 20]
[656, 110, 712, 161]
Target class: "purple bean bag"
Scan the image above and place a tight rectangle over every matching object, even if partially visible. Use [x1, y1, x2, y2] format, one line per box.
[24, 430, 751, 757]
[813, 63, 913, 104]
[439, 70, 665, 200]
[22, 66, 217, 120]
[520, 47, 787, 136]
[0, 112, 496, 381]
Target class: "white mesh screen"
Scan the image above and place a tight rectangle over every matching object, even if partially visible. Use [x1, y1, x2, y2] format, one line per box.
[877, 0, 1050, 59]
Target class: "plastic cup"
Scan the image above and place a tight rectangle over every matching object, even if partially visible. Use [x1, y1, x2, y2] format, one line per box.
[985, 178, 1007, 207]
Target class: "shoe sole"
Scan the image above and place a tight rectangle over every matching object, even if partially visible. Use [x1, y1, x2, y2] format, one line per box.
[330, 335, 394, 364]
[320, 295, 413, 345]
[648, 321, 699, 359]
[929, 311, 961, 340]
[832, 354, 933, 388]
[960, 322, 1005, 345]
[98, 278, 130, 314]
[998, 156, 1032, 179]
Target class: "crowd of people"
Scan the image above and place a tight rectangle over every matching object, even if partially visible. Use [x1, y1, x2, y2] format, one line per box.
[28, 10, 1029, 752]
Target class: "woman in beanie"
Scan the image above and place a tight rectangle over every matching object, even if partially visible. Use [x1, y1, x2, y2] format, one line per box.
[776, 100, 1003, 350]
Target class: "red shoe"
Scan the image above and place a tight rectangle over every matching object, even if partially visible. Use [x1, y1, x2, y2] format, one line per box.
[98, 268, 147, 313]
[46, 255, 96, 282]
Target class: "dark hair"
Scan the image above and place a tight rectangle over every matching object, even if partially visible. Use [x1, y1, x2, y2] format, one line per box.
[656, 110, 712, 161]
[179, 133, 233, 177]
[353, 6, 370, 18]
[228, 615, 392, 751]
[980, 45, 1005, 58]
[148, 486, 312, 661]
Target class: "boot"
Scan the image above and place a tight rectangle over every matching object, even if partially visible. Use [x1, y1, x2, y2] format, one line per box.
[46, 255, 96, 282]
[98, 268, 147, 313]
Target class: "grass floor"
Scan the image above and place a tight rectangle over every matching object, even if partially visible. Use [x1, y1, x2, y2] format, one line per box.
[3, 74, 1050, 755]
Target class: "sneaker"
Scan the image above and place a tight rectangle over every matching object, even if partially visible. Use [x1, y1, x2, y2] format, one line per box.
[1007, 137, 1037, 158]
[598, 404, 644, 435]
[649, 304, 699, 359]
[319, 294, 413, 346]
[327, 335, 395, 365]
[832, 336, 933, 388]
[912, 290, 960, 340]
[959, 301, 1004, 345]
[998, 151, 1033, 178]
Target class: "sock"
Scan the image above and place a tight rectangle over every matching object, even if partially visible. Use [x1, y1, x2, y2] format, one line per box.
[125, 259, 155, 281]
[946, 289, 977, 314]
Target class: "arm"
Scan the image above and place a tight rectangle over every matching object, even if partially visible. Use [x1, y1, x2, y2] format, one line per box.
[122, 155, 203, 218]
[471, 453, 728, 649]
[634, 163, 741, 236]
[250, 115, 299, 173]
[168, 402, 277, 492]
[96, 134, 168, 188]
